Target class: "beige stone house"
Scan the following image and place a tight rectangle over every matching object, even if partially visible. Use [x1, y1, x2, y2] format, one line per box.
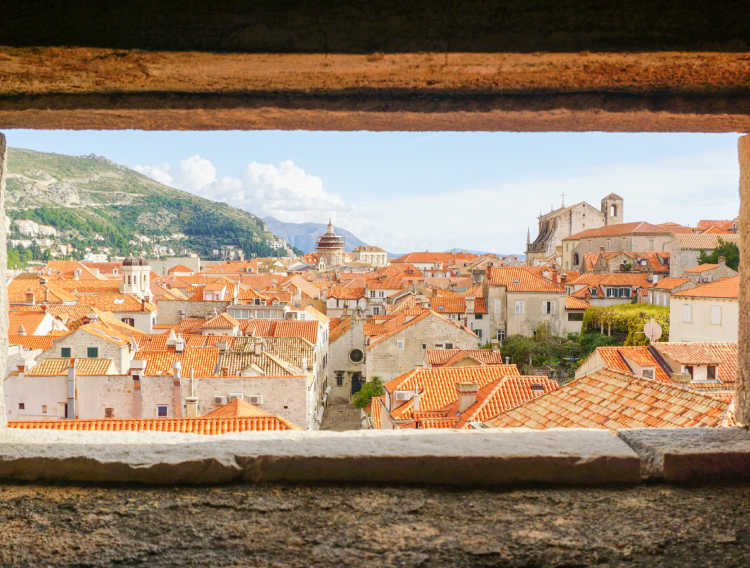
[669, 233, 741, 277]
[327, 308, 367, 403]
[428, 295, 489, 341]
[42, 324, 136, 374]
[682, 257, 737, 284]
[669, 276, 738, 342]
[352, 245, 388, 267]
[648, 277, 696, 307]
[482, 267, 568, 340]
[363, 308, 478, 383]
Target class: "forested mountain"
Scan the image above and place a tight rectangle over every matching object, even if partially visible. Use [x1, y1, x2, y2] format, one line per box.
[5, 148, 288, 259]
[263, 217, 369, 253]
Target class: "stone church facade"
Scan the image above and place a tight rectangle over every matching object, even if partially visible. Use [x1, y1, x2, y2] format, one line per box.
[526, 194, 623, 267]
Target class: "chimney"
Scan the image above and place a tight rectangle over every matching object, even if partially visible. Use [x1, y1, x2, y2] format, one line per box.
[43, 287, 49, 303]
[175, 335, 185, 354]
[216, 340, 227, 352]
[550, 269, 558, 286]
[653, 275, 659, 285]
[456, 381, 479, 413]
[254, 336, 263, 356]
[461, 249, 467, 254]
[490, 338, 499, 352]
[413, 388, 420, 412]
[185, 396, 198, 418]
[130, 360, 146, 418]
[16, 362, 26, 376]
[17, 324, 27, 337]
[560, 273, 567, 284]
[718, 256, 727, 267]
[67, 360, 77, 419]
[172, 362, 182, 418]
[671, 372, 692, 383]
[451, 249, 457, 255]
[25, 289, 35, 306]
[505, 356, 510, 364]
[465, 295, 475, 314]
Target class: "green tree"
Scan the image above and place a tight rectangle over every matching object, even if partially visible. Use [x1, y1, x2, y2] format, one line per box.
[353, 377, 385, 410]
[697, 237, 740, 271]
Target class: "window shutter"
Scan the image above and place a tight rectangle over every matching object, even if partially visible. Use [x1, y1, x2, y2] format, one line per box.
[550, 301, 555, 314]
[541, 300, 546, 314]
[494, 299, 503, 314]
[710, 306, 722, 325]
[682, 304, 692, 323]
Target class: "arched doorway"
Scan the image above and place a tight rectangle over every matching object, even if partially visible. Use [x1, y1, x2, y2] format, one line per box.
[351, 374, 362, 395]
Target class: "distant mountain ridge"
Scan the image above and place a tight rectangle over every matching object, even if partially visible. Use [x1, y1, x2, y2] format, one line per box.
[5, 148, 283, 258]
[262, 217, 369, 254]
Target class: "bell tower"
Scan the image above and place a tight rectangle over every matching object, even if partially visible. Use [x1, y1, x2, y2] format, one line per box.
[601, 193, 624, 226]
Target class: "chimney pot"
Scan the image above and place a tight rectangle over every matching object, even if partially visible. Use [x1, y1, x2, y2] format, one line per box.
[185, 396, 198, 418]
[718, 256, 727, 266]
[456, 381, 479, 413]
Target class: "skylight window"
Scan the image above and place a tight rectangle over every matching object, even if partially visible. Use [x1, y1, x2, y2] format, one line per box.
[114, 299, 125, 305]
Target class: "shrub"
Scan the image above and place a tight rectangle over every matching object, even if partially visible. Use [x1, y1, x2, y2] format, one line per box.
[582, 304, 669, 346]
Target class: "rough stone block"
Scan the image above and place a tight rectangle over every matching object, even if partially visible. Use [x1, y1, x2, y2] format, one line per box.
[617, 427, 750, 482]
[0, 427, 641, 486]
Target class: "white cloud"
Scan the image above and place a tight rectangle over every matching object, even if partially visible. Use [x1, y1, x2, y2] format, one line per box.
[135, 156, 361, 229]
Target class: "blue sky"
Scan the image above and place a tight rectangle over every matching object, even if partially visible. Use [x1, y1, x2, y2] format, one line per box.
[5, 130, 742, 254]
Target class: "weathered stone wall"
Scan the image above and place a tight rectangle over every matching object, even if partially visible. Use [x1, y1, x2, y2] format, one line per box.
[3, 375, 67, 421]
[328, 318, 365, 403]
[157, 300, 231, 324]
[46, 334, 132, 374]
[0, 134, 7, 428]
[77, 375, 134, 420]
[737, 134, 749, 425]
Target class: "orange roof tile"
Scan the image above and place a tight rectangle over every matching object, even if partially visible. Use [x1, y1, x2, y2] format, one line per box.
[671, 276, 738, 299]
[8, 415, 301, 434]
[697, 220, 734, 231]
[675, 233, 740, 250]
[652, 342, 736, 384]
[8, 335, 56, 351]
[77, 294, 157, 313]
[8, 311, 49, 335]
[565, 296, 591, 310]
[384, 365, 520, 421]
[329, 286, 366, 300]
[135, 347, 219, 377]
[168, 264, 194, 273]
[652, 277, 692, 290]
[201, 313, 240, 328]
[487, 267, 565, 293]
[424, 349, 505, 366]
[485, 368, 734, 431]
[564, 221, 671, 241]
[594, 347, 672, 382]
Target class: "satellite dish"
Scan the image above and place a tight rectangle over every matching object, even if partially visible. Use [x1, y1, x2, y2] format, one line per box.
[643, 320, 662, 342]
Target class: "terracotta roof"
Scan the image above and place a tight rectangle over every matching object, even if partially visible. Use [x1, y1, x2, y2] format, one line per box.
[700, 225, 734, 235]
[201, 313, 240, 329]
[486, 267, 565, 293]
[652, 342, 736, 385]
[77, 324, 134, 346]
[25, 358, 117, 376]
[77, 294, 157, 313]
[697, 220, 734, 231]
[564, 221, 671, 241]
[217, 351, 303, 377]
[243, 320, 319, 345]
[38, 260, 107, 280]
[366, 308, 476, 350]
[329, 286, 365, 300]
[671, 276, 738, 299]
[565, 296, 591, 310]
[675, 233, 740, 250]
[8, 335, 56, 351]
[167, 264, 194, 273]
[8, 311, 49, 335]
[428, 297, 488, 314]
[394, 252, 478, 264]
[384, 365, 520, 421]
[176, 318, 207, 334]
[329, 318, 351, 343]
[593, 346, 672, 382]
[135, 347, 220, 377]
[8, 415, 301, 434]
[204, 398, 281, 419]
[657, 222, 695, 234]
[485, 368, 734, 431]
[424, 349, 505, 366]
[371, 396, 384, 429]
[652, 277, 692, 290]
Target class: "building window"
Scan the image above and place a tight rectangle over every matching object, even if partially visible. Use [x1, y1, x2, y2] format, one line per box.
[422, 344, 427, 350]
[682, 304, 692, 323]
[568, 313, 584, 321]
[707, 366, 717, 380]
[475, 314, 483, 320]
[373, 307, 380, 315]
[105, 408, 114, 418]
[685, 365, 694, 378]
[336, 373, 344, 387]
[156, 405, 168, 417]
[710, 306, 722, 325]
[514, 300, 524, 315]
[541, 301, 555, 315]
[642, 368, 654, 379]
[370, 291, 375, 298]
[19, 403, 24, 410]
[87, 347, 99, 358]
[649, 240, 654, 250]
[445, 343, 453, 350]
[606, 240, 610, 250]
[122, 317, 135, 327]
[476, 329, 483, 339]
[497, 330, 506, 341]
[396, 340, 404, 350]
[349, 349, 364, 363]
[41, 405, 47, 413]
[573, 253, 579, 266]
[61, 347, 71, 358]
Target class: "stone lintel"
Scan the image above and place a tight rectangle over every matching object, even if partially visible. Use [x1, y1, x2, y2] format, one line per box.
[0, 428, 640, 486]
[617, 427, 750, 482]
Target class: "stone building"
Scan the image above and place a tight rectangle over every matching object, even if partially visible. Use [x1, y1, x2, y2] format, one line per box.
[119, 256, 152, 299]
[527, 193, 623, 267]
[352, 245, 388, 267]
[363, 309, 479, 383]
[39, 324, 136, 374]
[682, 257, 738, 284]
[482, 267, 569, 340]
[563, 222, 673, 271]
[669, 276, 739, 343]
[327, 307, 367, 403]
[316, 219, 346, 270]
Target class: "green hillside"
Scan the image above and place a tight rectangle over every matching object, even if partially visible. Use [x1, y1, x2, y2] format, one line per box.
[5, 148, 295, 260]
